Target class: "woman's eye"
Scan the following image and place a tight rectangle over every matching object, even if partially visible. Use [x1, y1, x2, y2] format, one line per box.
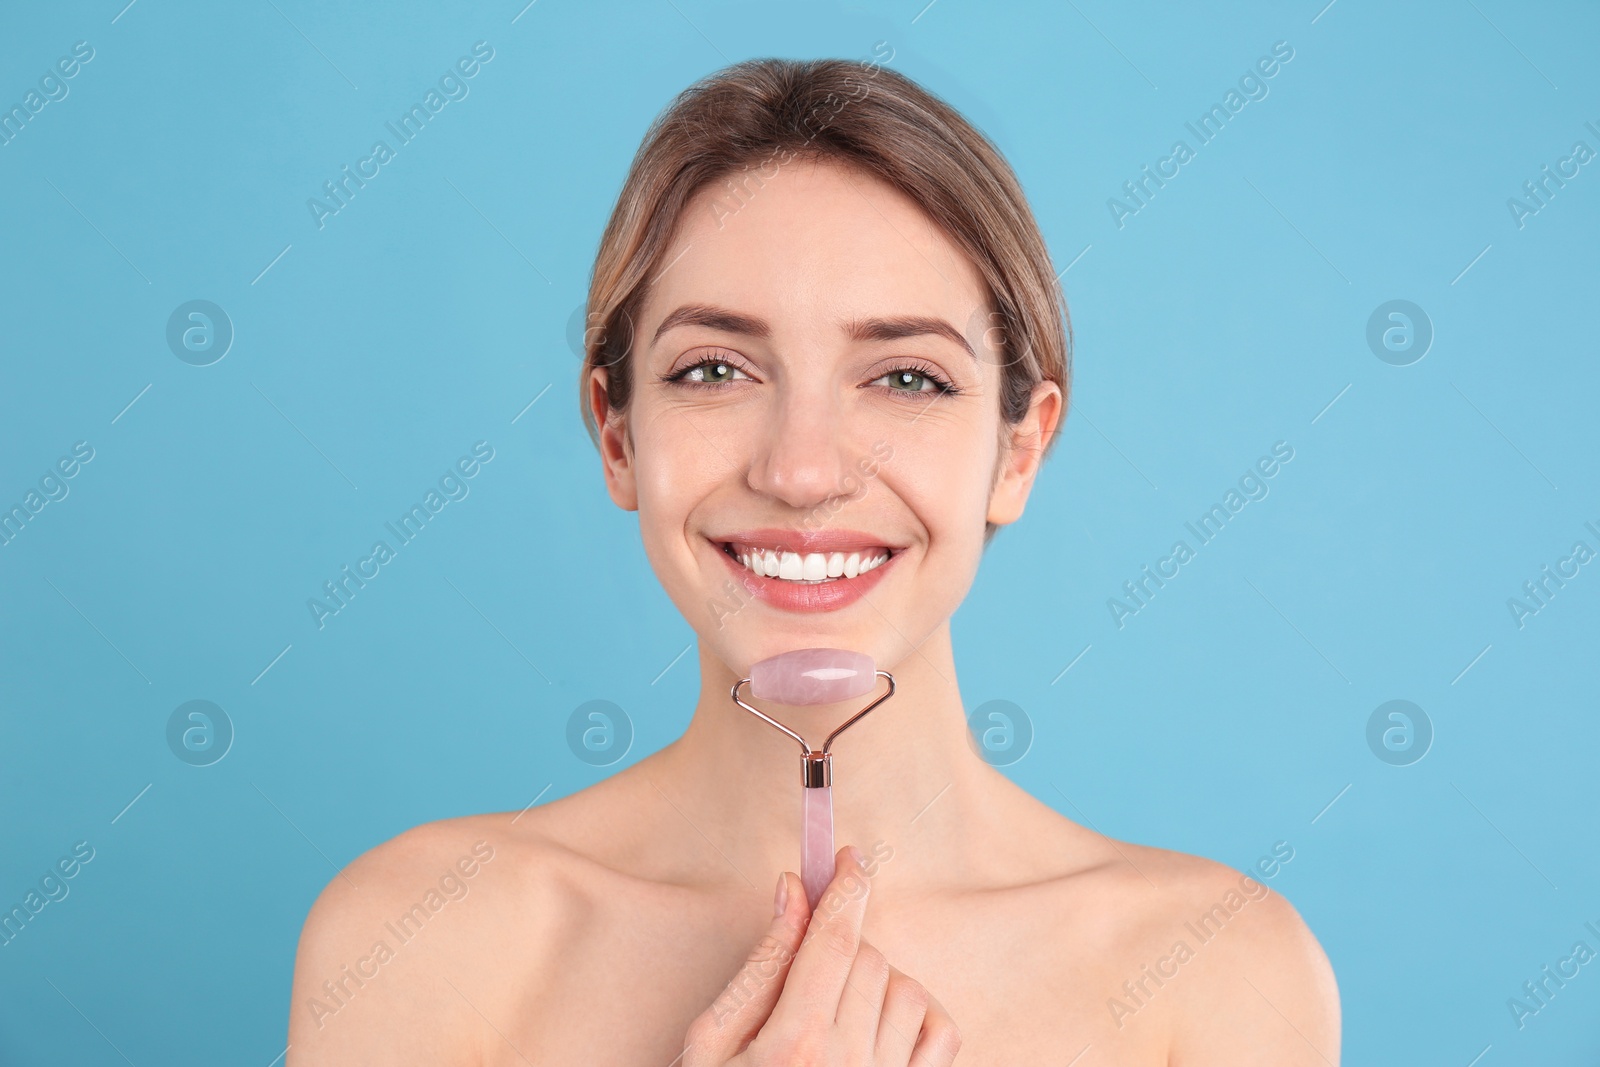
[877, 368, 950, 394]
[676, 360, 750, 385]
[664, 358, 955, 397]
[883, 370, 928, 392]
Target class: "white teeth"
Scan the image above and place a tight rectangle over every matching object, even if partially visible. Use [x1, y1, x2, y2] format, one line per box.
[728, 544, 889, 583]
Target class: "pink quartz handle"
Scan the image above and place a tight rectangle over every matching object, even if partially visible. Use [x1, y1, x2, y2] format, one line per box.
[750, 648, 876, 706]
[801, 784, 834, 909]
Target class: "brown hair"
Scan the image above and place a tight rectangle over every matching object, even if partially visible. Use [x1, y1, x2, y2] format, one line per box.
[579, 55, 1071, 541]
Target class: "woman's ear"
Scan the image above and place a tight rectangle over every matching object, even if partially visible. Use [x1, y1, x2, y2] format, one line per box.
[589, 366, 639, 512]
[987, 379, 1063, 527]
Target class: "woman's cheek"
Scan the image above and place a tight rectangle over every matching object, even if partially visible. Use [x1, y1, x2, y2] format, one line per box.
[904, 437, 987, 520]
[635, 415, 715, 506]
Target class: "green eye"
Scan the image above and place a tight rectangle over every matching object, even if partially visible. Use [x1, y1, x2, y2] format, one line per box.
[885, 370, 929, 391]
[879, 366, 956, 395]
[668, 359, 751, 386]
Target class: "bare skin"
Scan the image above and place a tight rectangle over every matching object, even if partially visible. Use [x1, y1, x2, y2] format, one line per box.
[288, 158, 1340, 1064]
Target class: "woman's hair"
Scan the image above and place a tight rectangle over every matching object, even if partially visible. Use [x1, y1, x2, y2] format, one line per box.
[579, 55, 1071, 542]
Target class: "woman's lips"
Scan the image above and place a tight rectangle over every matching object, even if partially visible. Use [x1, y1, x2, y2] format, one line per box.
[711, 539, 898, 613]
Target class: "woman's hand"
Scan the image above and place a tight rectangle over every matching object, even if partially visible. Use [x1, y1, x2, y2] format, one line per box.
[681, 845, 962, 1066]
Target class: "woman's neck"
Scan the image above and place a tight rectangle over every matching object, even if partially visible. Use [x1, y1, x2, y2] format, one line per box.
[642, 623, 1047, 893]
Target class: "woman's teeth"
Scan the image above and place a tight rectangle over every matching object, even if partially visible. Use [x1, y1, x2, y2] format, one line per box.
[729, 547, 889, 583]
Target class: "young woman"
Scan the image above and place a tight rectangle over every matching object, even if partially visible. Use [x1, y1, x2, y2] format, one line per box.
[288, 57, 1340, 1065]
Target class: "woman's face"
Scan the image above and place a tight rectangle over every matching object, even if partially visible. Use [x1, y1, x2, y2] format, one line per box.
[589, 157, 1060, 679]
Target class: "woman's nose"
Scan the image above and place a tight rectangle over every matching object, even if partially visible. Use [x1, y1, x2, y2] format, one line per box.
[744, 384, 860, 511]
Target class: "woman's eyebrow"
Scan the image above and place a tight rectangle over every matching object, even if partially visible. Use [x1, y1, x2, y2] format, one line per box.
[651, 303, 975, 361]
[844, 314, 975, 361]
[652, 304, 769, 345]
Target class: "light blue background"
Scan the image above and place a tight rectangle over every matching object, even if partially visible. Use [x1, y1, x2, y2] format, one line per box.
[2, 0, 1597, 1062]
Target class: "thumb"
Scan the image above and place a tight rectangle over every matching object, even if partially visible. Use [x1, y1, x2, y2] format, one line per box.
[682, 871, 809, 1064]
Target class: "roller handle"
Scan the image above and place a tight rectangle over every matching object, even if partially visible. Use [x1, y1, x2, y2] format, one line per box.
[801, 784, 834, 909]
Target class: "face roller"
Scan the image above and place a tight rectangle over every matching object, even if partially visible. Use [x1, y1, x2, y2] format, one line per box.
[732, 648, 896, 909]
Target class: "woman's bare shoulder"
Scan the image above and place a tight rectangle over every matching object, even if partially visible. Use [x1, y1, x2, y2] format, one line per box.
[1063, 834, 1341, 1063]
[292, 810, 580, 934]
[285, 810, 596, 1063]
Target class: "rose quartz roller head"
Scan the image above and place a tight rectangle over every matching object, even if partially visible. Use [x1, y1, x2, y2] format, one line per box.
[731, 648, 896, 909]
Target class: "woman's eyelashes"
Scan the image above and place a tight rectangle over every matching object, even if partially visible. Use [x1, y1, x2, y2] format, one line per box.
[658, 353, 960, 398]
[873, 360, 960, 397]
[658, 355, 754, 388]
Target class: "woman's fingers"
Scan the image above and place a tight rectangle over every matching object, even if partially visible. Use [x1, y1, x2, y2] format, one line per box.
[765, 844, 875, 1030]
[831, 935, 891, 1050]
[836, 945, 962, 1067]
[908, 990, 963, 1066]
[883, 984, 962, 1067]
[682, 845, 961, 1067]
[870, 966, 930, 1063]
[680, 871, 807, 1066]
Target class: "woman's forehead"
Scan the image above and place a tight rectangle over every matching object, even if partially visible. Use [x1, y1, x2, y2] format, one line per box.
[646, 164, 989, 339]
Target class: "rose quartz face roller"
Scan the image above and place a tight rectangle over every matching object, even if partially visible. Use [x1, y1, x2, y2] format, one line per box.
[732, 648, 896, 909]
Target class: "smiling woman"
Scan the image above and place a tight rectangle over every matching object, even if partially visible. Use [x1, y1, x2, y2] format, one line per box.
[287, 57, 1340, 1065]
